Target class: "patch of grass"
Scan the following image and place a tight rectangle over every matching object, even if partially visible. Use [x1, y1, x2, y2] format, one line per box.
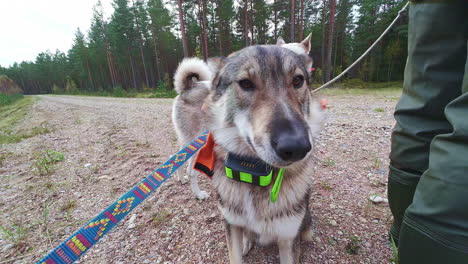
[0, 93, 24, 106]
[44, 182, 55, 190]
[0, 96, 51, 144]
[116, 145, 128, 157]
[74, 118, 84, 125]
[52, 85, 177, 99]
[29, 126, 51, 136]
[0, 224, 28, 252]
[345, 235, 361, 255]
[320, 181, 333, 190]
[0, 153, 7, 166]
[136, 140, 150, 147]
[373, 107, 385, 112]
[152, 210, 171, 227]
[322, 158, 336, 167]
[316, 80, 402, 96]
[0, 96, 34, 144]
[390, 236, 399, 264]
[372, 156, 382, 170]
[148, 88, 177, 98]
[32, 149, 65, 176]
[60, 200, 77, 212]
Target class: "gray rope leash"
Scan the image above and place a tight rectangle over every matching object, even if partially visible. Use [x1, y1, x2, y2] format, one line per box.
[311, 1, 410, 93]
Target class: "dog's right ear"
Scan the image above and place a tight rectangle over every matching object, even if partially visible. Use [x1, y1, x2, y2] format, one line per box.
[276, 36, 286, 45]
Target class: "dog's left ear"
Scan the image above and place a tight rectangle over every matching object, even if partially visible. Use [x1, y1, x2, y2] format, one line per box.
[300, 33, 312, 54]
[276, 36, 286, 45]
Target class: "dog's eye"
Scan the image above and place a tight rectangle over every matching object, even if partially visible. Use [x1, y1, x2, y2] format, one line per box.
[292, 75, 304, 89]
[238, 79, 255, 91]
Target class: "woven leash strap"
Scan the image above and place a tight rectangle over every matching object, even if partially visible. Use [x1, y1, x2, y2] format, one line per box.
[36, 132, 208, 264]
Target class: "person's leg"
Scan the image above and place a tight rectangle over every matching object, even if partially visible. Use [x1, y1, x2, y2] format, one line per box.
[388, 0, 467, 244]
[399, 44, 468, 262]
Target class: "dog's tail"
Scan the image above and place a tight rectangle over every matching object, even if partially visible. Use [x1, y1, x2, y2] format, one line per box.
[174, 58, 212, 94]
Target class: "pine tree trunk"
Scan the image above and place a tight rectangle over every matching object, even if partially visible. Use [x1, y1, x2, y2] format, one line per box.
[300, 0, 304, 40]
[177, 0, 190, 57]
[132, 0, 150, 90]
[85, 57, 95, 91]
[250, 0, 254, 45]
[199, 0, 209, 61]
[244, 0, 249, 47]
[325, 0, 336, 82]
[274, 0, 278, 40]
[151, 27, 161, 82]
[333, 31, 338, 78]
[128, 51, 138, 90]
[217, 0, 223, 55]
[290, 0, 295, 42]
[321, 0, 327, 83]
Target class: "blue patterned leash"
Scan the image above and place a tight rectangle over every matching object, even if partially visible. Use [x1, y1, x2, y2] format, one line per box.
[36, 132, 208, 264]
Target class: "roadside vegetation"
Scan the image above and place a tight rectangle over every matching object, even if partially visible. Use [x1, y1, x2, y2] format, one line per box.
[51, 82, 177, 99]
[0, 93, 24, 106]
[317, 79, 402, 96]
[0, 96, 51, 144]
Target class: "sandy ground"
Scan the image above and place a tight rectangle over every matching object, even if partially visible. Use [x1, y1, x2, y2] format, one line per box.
[0, 92, 400, 264]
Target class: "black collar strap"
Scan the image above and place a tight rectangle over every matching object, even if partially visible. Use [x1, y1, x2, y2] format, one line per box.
[224, 153, 275, 186]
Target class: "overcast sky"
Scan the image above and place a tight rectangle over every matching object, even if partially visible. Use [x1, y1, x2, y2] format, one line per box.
[0, 0, 113, 67]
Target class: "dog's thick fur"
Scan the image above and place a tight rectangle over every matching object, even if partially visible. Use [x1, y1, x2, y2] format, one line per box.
[172, 36, 321, 263]
[205, 45, 322, 264]
[172, 36, 313, 200]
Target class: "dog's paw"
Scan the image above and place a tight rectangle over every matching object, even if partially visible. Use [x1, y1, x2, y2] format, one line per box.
[178, 176, 188, 184]
[196, 190, 210, 200]
[242, 236, 253, 256]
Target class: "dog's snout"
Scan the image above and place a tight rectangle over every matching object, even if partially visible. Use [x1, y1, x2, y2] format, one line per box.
[271, 119, 311, 162]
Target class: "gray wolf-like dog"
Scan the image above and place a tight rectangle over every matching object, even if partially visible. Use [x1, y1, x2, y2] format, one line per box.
[172, 34, 322, 263]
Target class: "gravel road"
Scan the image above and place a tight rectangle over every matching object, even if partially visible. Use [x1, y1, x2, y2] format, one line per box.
[0, 93, 399, 263]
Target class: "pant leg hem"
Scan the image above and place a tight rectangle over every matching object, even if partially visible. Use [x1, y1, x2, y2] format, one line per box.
[403, 215, 468, 253]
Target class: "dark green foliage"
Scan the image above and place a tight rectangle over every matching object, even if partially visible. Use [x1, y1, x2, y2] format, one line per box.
[0, 93, 24, 106]
[0, 0, 408, 96]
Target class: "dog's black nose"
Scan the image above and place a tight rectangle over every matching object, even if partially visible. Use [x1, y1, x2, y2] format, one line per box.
[271, 119, 311, 162]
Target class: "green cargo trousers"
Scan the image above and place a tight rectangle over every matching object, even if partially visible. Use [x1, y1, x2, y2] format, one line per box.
[388, 0, 468, 262]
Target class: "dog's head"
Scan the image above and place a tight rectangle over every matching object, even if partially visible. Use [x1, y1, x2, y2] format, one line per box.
[209, 44, 321, 168]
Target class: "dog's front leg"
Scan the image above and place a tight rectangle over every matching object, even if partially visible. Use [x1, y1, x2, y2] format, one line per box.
[187, 157, 209, 199]
[278, 239, 297, 264]
[226, 223, 243, 264]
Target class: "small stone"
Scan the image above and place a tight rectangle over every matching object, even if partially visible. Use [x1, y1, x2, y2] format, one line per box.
[329, 220, 338, 226]
[338, 231, 343, 235]
[358, 216, 367, 223]
[183, 209, 190, 215]
[2, 244, 14, 252]
[156, 256, 163, 264]
[372, 219, 379, 223]
[369, 195, 388, 203]
[128, 214, 137, 229]
[168, 230, 173, 235]
[329, 204, 337, 209]
[314, 237, 322, 244]
[84, 163, 92, 168]
[365, 242, 372, 248]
